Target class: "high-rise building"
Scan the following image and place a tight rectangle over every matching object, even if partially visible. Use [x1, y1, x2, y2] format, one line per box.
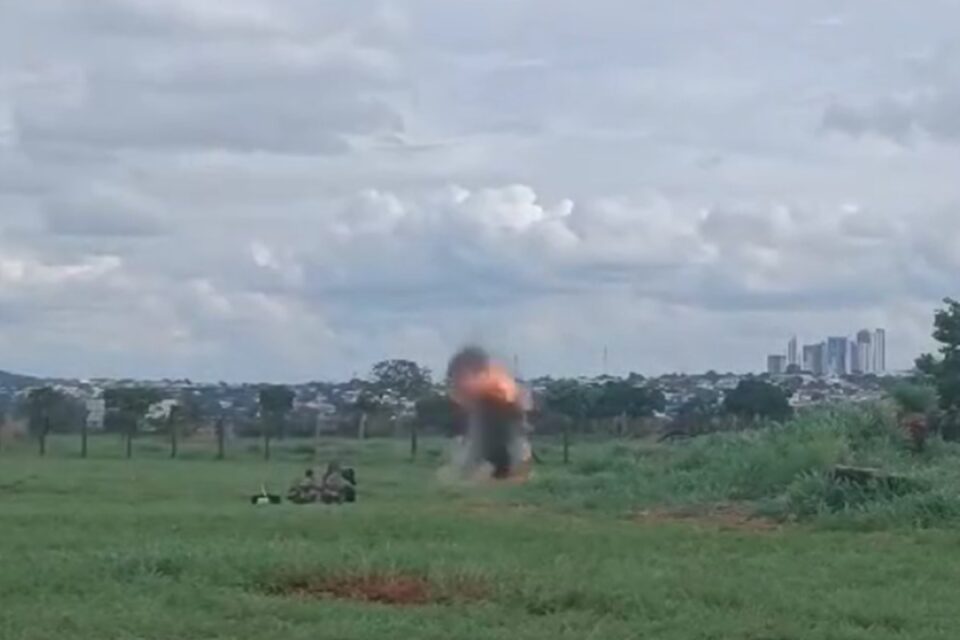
[767, 354, 787, 375]
[788, 336, 799, 367]
[827, 337, 849, 376]
[850, 341, 862, 374]
[874, 328, 886, 373]
[803, 343, 827, 376]
[855, 329, 873, 374]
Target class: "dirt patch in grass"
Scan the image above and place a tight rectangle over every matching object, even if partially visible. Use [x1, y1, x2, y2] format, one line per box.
[266, 572, 488, 607]
[634, 504, 782, 532]
[462, 501, 541, 517]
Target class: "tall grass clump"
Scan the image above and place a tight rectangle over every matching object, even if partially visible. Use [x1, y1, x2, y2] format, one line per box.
[520, 402, 960, 528]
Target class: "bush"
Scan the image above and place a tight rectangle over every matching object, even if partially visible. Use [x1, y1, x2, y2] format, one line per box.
[521, 403, 960, 529]
[890, 383, 938, 415]
[722, 379, 793, 422]
[782, 471, 928, 520]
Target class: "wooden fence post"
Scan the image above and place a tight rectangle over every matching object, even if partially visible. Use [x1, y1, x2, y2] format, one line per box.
[39, 416, 50, 457]
[410, 421, 419, 460]
[169, 412, 179, 459]
[216, 416, 226, 460]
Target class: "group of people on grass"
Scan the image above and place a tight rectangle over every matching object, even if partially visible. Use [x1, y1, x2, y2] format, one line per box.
[287, 461, 357, 505]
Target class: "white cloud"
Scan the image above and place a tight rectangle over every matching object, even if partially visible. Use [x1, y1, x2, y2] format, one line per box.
[0, 251, 122, 287]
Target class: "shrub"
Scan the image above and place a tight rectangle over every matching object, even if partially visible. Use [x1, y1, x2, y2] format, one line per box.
[783, 470, 928, 520]
[722, 379, 793, 422]
[522, 402, 960, 529]
[902, 414, 930, 453]
[890, 383, 938, 415]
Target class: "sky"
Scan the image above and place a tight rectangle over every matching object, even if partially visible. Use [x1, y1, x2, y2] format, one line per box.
[1, 0, 958, 382]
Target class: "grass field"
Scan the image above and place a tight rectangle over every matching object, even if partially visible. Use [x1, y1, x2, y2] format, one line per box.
[3, 429, 960, 639]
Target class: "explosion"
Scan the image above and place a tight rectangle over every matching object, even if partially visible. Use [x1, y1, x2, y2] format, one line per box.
[446, 347, 532, 482]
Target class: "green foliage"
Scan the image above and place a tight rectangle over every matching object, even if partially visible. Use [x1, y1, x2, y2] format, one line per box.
[521, 403, 960, 528]
[257, 385, 295, 416]
[353, 387, 382, 414]
[175, 392, 206, 431]
[669, 389, 723, 437]
[370, 359, 433, 401]
[414, 393, 459, 433]
[24, 386, 87, 435]
[591, 380, 666, 419]
[782, 471, 960, 530]
[104, 388, 165, 454]
[890, 383, 939, 415]
[539, 378, 665, 423]
[540, 379, 598, 419]
[722, 378, 793, 421]
[917, 298, 960, 426]
[104, 388, 164, 420]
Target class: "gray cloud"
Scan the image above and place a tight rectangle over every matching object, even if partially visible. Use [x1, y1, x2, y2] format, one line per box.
[5, 2, 404, 157]
[822, 40, 960, 144]
[42, 187, 169, 237]
[822, 94, 960, 144]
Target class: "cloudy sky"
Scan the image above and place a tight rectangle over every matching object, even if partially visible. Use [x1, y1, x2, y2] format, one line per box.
[1, 0, 958, 382]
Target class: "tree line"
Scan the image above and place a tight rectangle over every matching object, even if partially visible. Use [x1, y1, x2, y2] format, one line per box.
[0, 355, 799, 460]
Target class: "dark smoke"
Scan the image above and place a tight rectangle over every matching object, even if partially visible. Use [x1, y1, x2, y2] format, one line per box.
[446, 345, 490, 384]
[474, 400, 522, 478]
[446, 346, 526, 479]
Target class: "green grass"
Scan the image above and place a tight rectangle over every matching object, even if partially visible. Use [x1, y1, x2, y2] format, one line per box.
[3, 425, 960, 639]
[522, 404, 960, 529]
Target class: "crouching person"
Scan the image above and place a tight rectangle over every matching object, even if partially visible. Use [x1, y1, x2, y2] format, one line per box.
[320, 461, 357, 504]
[287, 468, 321, 504]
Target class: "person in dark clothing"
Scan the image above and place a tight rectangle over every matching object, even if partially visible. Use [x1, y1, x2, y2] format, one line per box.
[287, 468, 321, 504]
[320, 461, 358, 504]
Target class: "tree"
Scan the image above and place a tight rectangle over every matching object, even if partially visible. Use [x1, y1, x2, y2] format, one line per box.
[104, 387, 164, 458]
[541, 379, 598, 423]
[412, 392, 460, 459]
[258, 385, 294, 459]
[414, 393, 459, 434]
[541, 379, 600, 464]
[370, 359, 433, 401]
[722, 379, 793, 422]
[591, 381, 666, 422]
[23, 387, 87, 456]
[162, 392, 203, 459]
[215, 415, 227, 460]
[26, 387, 56, 456]
[916, 298, 960, 440]
[890, 382, 938, 416]
[0, 395, 8, 452]
[370, 359, 432, 456]
[176, 392, 205, 433]
[167, 404, 182, 459]
[667, 389, 723, 439]
[352, 387, 380, 440]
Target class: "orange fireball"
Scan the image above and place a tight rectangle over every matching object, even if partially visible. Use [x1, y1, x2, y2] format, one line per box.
[454, 363, 520, 407]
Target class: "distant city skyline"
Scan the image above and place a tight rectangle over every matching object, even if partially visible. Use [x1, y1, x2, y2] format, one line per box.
[768, 329, 888, 376]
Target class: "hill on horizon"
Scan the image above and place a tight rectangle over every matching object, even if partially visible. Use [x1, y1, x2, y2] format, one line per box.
[0, 369, 41, 389]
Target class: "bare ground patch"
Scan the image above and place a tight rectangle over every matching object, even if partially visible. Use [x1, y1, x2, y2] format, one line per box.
[634, 504, 782, 532]
[264, 572, 489, 607]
